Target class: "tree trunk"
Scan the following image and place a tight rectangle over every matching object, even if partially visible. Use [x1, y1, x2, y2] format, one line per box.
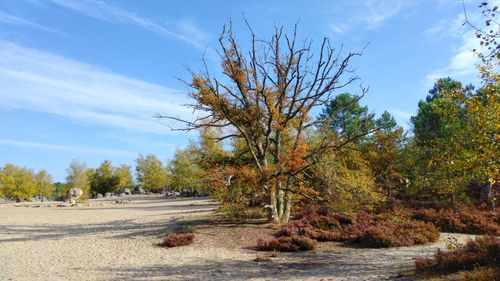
[277, 182, 284, 218]
[282, 190, 292, 223]
[269, 185, 279, 223]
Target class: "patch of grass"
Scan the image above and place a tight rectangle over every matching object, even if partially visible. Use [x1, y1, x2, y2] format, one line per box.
[253, 256, 272, 262]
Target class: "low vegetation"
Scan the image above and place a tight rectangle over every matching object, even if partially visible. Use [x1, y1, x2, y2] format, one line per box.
[256, 208, 440, 251]
[160, 233, 195, 248]
[216, 203, 267, 222]
[256, 235, 316, 252]
[410, 205, 500, 235]
[415, 236, 500, 280]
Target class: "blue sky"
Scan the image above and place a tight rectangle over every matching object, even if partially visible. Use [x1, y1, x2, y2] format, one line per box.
[0, 0, 489, 181]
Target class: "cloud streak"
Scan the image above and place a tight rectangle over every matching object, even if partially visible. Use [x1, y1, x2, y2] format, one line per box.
[424, 0, 500, 85]
[0, 40, 193, 134]
[329, 0, 416, 34]
[0, 10, 67, 36]
[0, 138, 134, 156]
[48, 0, 208, 49]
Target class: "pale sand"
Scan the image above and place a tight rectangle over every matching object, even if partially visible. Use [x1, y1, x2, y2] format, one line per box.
[0, 195, 475, 281]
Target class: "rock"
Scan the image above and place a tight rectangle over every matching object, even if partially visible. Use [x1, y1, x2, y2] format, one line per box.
[180, 190, 192, 197]
[117, 192, 125, 197]
[96, 193, 103, 199]
[173, 191, 181, 197]
[132, 187, 144, 194]
[123, 188, 131, 195]
[66, 188, 83, 202]
[68, 199, 76, 205]
[104, 192, 112, 198]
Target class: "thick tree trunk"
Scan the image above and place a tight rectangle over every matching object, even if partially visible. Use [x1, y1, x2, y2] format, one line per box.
[277, 182, 284, 218]
[282, 190, 292, 223]
[269, 185, 279, 223]
[281, 177, 294, 223]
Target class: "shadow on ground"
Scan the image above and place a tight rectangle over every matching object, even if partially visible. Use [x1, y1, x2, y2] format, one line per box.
[98, 253, 415, 281]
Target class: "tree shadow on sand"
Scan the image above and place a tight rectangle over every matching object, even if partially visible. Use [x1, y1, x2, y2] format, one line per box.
[98, 254, 415, 281]
[0, 208, 214, 243]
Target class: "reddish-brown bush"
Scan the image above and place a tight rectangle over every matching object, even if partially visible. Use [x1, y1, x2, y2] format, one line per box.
[462, 267, 500, 281]
[160, 233, 195, 248]
[339, 216, 439, 248]
[255, 235, 316, 252]
[270, 210, 438, 248]
[411, 207, 500, 235]
[415, 236, 500, 274]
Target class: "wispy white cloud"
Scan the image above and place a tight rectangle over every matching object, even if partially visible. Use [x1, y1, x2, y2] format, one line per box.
[329, 0, 416, 34]
[422, 14, 464, 40]
[0, 138, 134, 156]
[0, 40, 193, 134]
[425, 31, 481, 85]
[423, 0, 500, 86]
[387, 108, 413, 130]
[0, 10, 67, 36]
[388, 109, 412, 120]
[48, 0, 208, 49]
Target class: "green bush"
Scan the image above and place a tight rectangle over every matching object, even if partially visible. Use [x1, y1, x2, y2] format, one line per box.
[217, 203, 266, 222]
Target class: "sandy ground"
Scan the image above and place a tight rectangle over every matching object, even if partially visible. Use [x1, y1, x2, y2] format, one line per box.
[0, 195, 476, 281]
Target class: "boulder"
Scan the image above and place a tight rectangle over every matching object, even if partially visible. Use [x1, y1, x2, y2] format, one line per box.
[173, 191, 181, 197]
[67, 188, 83, 201]
[180, 190, 192, 197]
[132, 186, 144, 194]
[104, 192, 112, 198]
[68, 199, 76, 205]
[96, 193, 103, 199]
[123, 188, 131, 195]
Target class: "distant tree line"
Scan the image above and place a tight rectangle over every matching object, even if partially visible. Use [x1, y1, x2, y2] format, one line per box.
[0, 152, 205, 201]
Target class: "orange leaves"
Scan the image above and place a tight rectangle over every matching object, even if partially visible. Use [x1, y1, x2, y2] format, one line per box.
[280, 140, 309, 172]
[221, 45, 248, 89]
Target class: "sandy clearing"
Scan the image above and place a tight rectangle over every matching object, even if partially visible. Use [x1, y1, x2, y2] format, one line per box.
[0, 195, 475, 281]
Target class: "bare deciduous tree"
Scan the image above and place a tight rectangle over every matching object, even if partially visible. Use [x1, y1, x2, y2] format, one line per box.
[157, 22, 371, 223]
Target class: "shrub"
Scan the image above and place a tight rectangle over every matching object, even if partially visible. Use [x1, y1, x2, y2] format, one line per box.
[217, 203, 266, 222]
[411, 207, 500, 235]
[462, 267, 500, 281]
[275, 216, 340, 242]
[415, 236, 499, 274]
[337, 211, 439, 248]
[271, 210, 438, 248]
[255, 235, 316, 252]
[160, 233, 195, 248]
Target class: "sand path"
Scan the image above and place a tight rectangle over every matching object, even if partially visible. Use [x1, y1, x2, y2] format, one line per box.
[0, 195, 475, 281]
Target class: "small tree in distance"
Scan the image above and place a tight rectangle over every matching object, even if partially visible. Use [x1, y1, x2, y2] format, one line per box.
[157, 21, 373, 223]
[135, 154, 168, 191]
